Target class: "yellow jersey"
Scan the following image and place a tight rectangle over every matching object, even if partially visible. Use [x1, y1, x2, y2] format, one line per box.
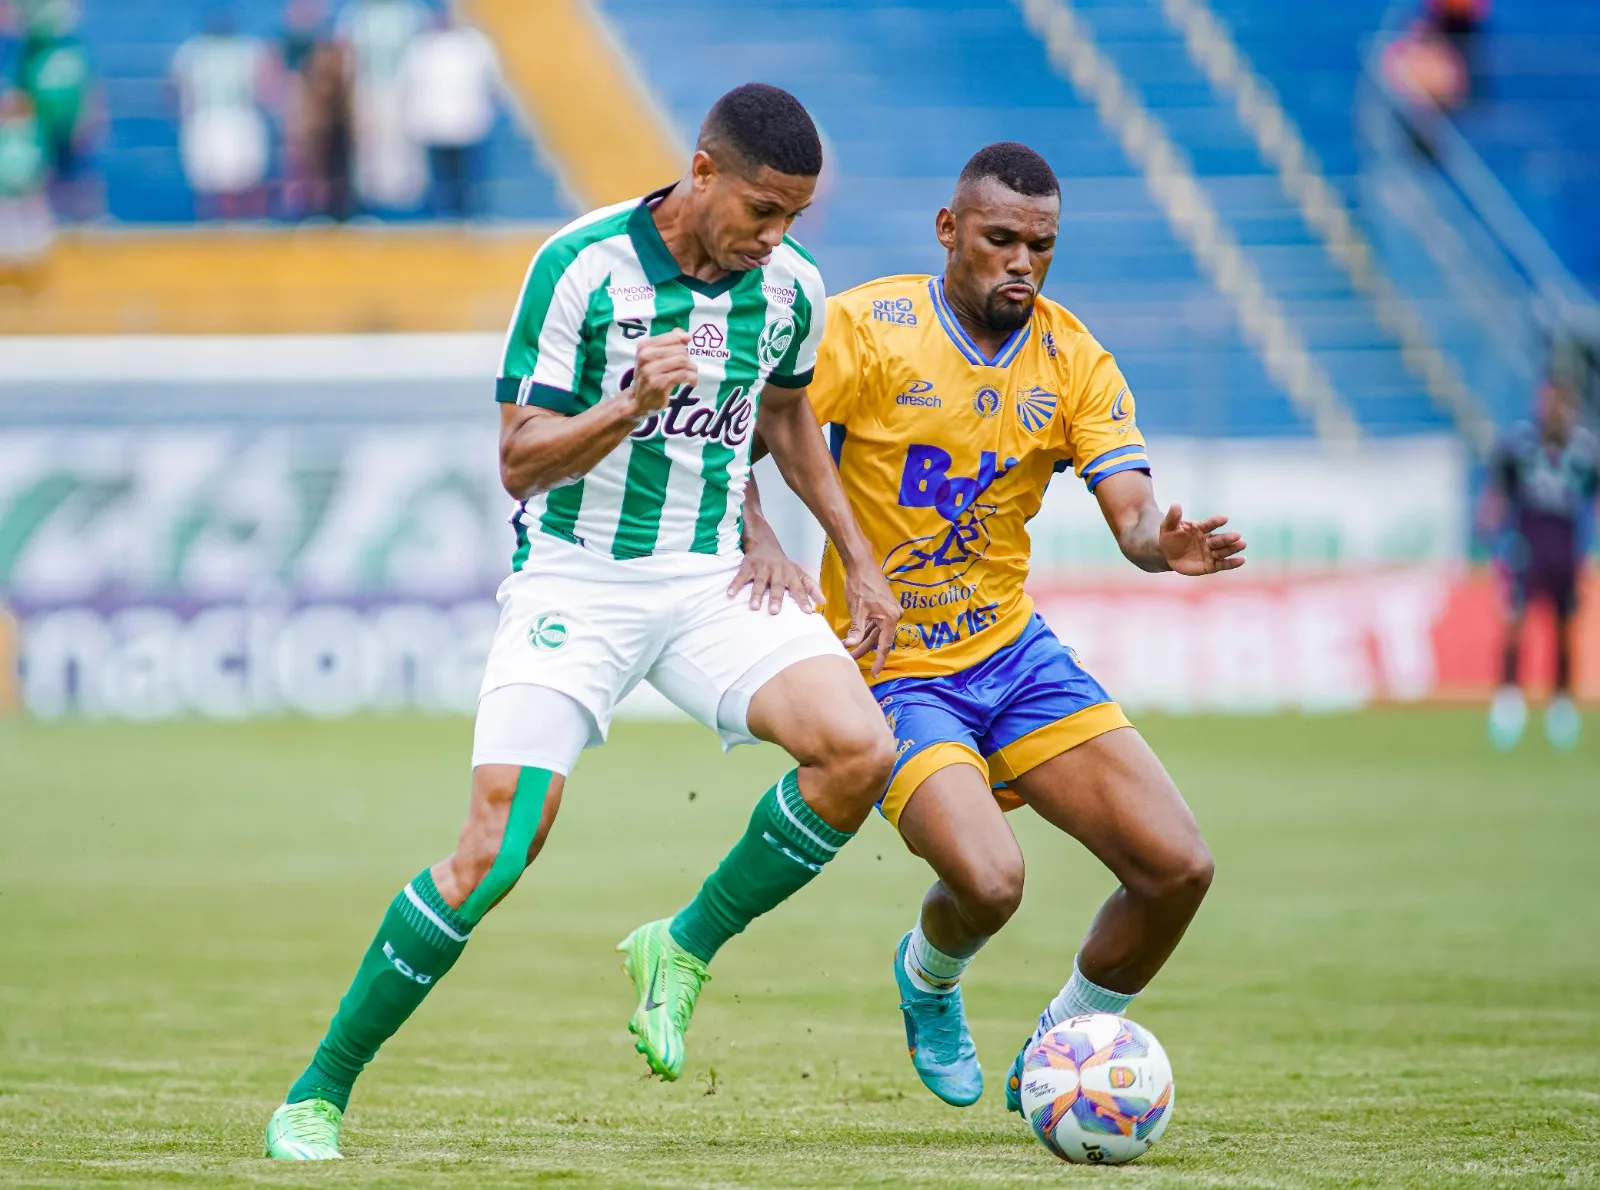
[809, 274, 1150, 683]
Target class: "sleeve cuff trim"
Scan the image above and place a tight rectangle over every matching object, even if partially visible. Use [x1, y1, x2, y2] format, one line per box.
[496, 377, 579, 414]
[765, 367, 814, 389]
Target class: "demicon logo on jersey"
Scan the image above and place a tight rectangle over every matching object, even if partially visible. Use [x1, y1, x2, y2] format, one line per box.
[689, 323, 730, 361]
[896, 379, 942, 408]
[872, 296, 918, 325]
[972, 386, 1002, 419]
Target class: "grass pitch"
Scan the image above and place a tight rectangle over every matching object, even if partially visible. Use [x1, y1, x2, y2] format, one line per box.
[1, 709, 1597, 1188]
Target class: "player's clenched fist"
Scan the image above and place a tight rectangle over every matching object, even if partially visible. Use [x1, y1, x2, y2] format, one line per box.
[622, 330, 698, 419]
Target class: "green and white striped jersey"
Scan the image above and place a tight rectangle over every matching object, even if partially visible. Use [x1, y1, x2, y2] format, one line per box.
[496, 186, 826, 567]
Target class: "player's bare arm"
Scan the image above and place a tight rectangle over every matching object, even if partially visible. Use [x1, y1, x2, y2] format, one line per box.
[1093, 468, 1247, 576]
[756, 384, 902, 675]
[497, 330, 697, 498]
[728, 473, 824, 613]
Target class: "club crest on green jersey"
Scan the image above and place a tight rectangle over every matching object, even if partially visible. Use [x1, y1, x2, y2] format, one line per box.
[757, 316, 796, 370]
[529, 614, 569, 651]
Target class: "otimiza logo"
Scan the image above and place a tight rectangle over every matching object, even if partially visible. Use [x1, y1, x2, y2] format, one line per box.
[689, 323, 730, 361]
[872, 296, 918, 325]
[383, 941, 433, 985]
[529, 613, 569, 651]
[895, 380, 941, 408]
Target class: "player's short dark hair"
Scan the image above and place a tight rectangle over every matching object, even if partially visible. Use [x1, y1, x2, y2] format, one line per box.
[956, 142, 1060, 198]
[697, 83, 823, 178]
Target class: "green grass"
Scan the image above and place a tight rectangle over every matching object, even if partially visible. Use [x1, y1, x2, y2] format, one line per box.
[1, 710, 1597, 1188]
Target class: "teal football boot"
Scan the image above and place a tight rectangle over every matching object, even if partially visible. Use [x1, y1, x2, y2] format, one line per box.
[1005, 1008, 1055, 1114]
[894, 932, 982, 1106]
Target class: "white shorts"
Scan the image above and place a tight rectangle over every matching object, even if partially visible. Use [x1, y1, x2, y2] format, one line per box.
[473, 534, 848, 765]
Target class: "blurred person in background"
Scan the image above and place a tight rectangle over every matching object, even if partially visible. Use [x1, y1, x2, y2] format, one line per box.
[1424, 0, 1487, 96]
[14, 0, 99, 219]
[171, 6, 278, 220]
[293, 36, 353, 221]
[337, 0, 427, 213]
[400, 6, 499, 220]
[0, 84, 53, 279]
[1382, 19, 1468, 115]
[1481, 378, 1599, 752]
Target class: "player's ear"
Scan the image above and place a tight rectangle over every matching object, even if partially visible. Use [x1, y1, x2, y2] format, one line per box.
[689, 148, 719, 191]
[935, 206, 956, 251]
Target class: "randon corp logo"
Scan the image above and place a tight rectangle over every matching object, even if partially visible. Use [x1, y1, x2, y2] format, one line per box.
[690, 323, 730, 361]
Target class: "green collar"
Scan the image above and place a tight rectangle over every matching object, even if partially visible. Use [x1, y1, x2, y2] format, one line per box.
[627, 184, 751, 298]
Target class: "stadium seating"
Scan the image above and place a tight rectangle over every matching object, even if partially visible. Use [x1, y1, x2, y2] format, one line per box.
[1447, 0, 1600, 295]
[78, 0, 569, 222]
[596, 0, 1469, 437]
[599, 0, 1318, 437]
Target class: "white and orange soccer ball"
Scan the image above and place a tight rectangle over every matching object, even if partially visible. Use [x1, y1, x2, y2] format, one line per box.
[1017, 1013, 1174, 1165]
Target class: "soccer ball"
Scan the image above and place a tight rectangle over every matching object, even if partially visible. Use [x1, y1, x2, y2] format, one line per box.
[1018, 1013, 1174, 1165]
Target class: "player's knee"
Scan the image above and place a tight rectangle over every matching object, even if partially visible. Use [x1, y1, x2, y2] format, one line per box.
[825, 719, 896, 804]
[954, 860, 1024, 936]
[1153, 839, 1214, 909]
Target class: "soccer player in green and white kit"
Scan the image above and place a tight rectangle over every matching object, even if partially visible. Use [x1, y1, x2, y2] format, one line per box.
[263, 84, 901, 1160]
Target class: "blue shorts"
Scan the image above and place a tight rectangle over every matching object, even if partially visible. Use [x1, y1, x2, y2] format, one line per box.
[873, 614, 1129, 829]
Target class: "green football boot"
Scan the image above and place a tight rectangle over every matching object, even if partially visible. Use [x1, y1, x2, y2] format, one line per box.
[263, 1098, 343, 1160]
[617, 918, 710, 1081]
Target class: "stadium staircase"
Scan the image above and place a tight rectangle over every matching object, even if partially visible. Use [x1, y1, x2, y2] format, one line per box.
[1437, 1, 1600, 299]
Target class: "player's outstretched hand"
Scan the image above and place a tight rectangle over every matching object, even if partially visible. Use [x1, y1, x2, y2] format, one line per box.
[623, 331, 697, 419]
[842, 567, 902, 678]
[1158, 503, 1247, 576]
[728, 533, 823, 615]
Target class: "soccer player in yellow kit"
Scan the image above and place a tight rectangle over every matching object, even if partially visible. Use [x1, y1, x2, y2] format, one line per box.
[744, 143, 1247, 1110]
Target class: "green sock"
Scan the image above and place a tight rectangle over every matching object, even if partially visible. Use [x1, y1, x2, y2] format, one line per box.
[286, 868, 471, 1110]
[670, 769, 854, 963]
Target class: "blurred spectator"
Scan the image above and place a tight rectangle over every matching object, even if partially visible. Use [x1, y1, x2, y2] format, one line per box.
[1424, 0, 1487, 97]
[15, 0, 99, 218]
[0, 85, 53, 275]
[281, 0, 324, 76]
[338, 0, 428, 212]
[401, 9, 499, 219]
[171, 7, 278, 220]
[296, 38, 353, 220]
[1382, 21, 1467, 113]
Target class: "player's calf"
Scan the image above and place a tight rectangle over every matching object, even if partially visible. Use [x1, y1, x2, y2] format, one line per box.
[434, 764, 564, 917]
